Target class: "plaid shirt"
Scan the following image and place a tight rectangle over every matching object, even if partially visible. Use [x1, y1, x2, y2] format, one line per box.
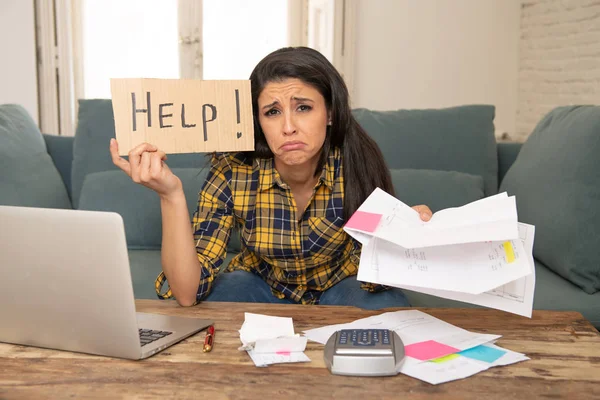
[156, 147, 381, 304]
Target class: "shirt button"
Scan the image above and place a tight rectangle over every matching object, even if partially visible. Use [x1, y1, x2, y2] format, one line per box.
[297, 285, 304, 291]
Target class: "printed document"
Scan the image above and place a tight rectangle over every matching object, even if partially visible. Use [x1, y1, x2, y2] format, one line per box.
[388, 223, 536, 317]
[345, 190, 519, 248]
[344, 189, 536, 316]
[303, 310, 528, 385]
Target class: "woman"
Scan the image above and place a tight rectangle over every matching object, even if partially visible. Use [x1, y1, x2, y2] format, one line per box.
[110, 47, 432, 309]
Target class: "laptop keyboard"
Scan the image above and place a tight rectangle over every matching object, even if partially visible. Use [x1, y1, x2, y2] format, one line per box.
[139, 329, 173, 347]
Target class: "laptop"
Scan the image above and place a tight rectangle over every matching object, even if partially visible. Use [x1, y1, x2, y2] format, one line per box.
[0, 205, 212, 360]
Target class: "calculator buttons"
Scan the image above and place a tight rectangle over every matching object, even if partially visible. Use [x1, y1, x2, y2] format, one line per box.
[382, 330, 390, 345]
[335, 329, 393, 355]
[339, 331, 348, 345]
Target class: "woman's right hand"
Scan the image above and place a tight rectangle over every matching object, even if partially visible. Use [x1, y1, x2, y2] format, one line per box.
[109, 138, 182, 199]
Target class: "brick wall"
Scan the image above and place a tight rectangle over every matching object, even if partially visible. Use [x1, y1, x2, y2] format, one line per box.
[516, 0, 600, 141]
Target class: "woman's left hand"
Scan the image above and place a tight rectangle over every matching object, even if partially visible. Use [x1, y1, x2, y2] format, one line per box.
[412, 205, 433, 221]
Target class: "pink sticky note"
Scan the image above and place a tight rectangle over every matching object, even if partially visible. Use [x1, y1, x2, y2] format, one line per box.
[345, 211, 383, 233]
[404, 340, 460, 361]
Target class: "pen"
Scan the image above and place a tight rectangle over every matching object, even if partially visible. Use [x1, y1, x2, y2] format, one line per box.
[203, 325, 215, 352]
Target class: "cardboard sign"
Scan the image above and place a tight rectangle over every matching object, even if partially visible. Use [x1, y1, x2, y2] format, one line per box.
[110, 78, 254, 155]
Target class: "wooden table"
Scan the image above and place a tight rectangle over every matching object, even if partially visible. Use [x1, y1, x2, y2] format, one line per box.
[1, 300, 599, 399]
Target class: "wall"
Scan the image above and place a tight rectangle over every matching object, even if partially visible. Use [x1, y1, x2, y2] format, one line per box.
[516, 0, 600, 140]
[0, 0, 38, 124]
[352, 0, 521, 138]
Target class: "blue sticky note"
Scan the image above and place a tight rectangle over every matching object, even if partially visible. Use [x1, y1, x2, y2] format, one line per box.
[459, 345, 506, 363]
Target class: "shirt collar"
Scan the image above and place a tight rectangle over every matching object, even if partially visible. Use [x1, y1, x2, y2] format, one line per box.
[258, 157, 284, 191]
[258, 147, 339, 192]
[319, 147, 338, 190]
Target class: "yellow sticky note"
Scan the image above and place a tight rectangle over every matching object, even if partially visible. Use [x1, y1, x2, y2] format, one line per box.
[503, 241, 515, 263]
[430, 353, 460, 363]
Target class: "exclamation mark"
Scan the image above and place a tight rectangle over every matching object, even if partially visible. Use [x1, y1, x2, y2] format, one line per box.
[235, 89, 242, 138]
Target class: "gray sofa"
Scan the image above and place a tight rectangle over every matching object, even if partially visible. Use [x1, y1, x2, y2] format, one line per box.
[1, 101, 598, 328]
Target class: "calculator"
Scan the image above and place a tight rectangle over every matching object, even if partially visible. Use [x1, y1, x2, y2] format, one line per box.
[323, 329, 405, 376]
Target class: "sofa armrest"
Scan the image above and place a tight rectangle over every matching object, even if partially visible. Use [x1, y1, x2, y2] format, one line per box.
[43, 134, 74, 201]
[497, 142, 522, 185]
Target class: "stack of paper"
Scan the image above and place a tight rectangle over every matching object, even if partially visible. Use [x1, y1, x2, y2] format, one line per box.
[239, 312, 310, 367]
[344, 189, 536, 317]
[303, 310, 529, 385]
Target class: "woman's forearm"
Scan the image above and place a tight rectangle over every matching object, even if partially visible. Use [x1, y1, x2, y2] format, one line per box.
[159, 190, 202, 306]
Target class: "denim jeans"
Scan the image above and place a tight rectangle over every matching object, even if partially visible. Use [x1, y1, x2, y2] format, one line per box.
[204, 270, 410, 310]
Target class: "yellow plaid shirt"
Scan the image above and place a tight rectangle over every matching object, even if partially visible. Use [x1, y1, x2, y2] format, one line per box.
[156, 147, 381, 304]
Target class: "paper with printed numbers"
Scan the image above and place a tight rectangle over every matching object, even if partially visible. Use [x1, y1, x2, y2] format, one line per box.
[345, 189, 536, 317]
[303, 310, 528, 385]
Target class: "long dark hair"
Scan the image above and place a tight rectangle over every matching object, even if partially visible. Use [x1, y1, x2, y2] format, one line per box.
[248, 46, 394, 220]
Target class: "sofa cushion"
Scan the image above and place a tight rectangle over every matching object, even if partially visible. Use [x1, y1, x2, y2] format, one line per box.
[532, 259, 600, 329]
[403, 259, 600, 328]
[127, 250, 164, 299]
[500, 105, 600, 294]
[79, 168, 208, 249]
[43, 134, 75, 200]
[78, 167, 242, 253]
[0, 104, 71, 209]
[71, 99, 209, 208]
[390, 169, 485, 212]
[128, 249, 237, 299]
[353, 105, 498, 196]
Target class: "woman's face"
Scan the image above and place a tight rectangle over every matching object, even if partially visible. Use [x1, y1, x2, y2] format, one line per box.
[257, 78, 329, 168]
